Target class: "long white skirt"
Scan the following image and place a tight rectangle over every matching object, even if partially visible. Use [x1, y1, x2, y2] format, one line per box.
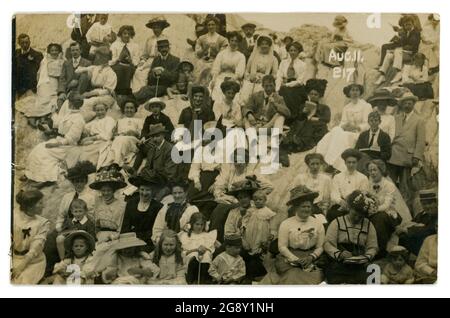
[12, 253, 46, 284]
[108, 135, 139, 167]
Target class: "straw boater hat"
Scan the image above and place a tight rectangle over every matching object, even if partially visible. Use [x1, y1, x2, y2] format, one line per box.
[333, 15, 348, 27]
[112, 233, 147, 251]
[146, 123, 167, 137]
[341, 148, 362, 161]
[287, 185, 319, 206]
[128, 170, 163, 188]
[64, 230, 96, 255]
[144, 97, 166, 111]
[241, 22, 257, 29]
[145, 16, 170, 30]
[226, 176, 260, 197]
[367, 89, 398, 107]
[398, 92, 419, 104]
[89, 169, 127, 191]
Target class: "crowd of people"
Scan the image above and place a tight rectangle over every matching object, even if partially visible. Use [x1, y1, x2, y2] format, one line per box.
[12, 13, 439, 285]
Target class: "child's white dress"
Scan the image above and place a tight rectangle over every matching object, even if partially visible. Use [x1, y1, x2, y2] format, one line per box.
[243, 207, 277, 255]
[179, 230, 217, 264]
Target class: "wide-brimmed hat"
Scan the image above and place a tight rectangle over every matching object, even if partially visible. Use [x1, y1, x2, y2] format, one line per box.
[89, 169, 127, 190]
[224, 234, 242, 247]
[241, 22, 257, 29]
[156, 39, 170, 47]
[418, 188, 437, 202]
[128, 170, 163, 188]
[144, 97, 166, 111]
[146, 123, 167, 137]
[177, 60, 194, 72]
[341, 148, 362, 161]
[66, 161, 96, 181]
[387, 245, 409, 260]
[343, 83, 364, 97]
[112, 233, 147, 251]
[367, 89, 398, 106]
[333, 15, 348, 27]
[226, 175, 260, 197]
[64, 230, 96, 255]
[398, 92, 418, 104]
[287, 185, 319, 206]
[145, 17, 170, 30]
[220, 79, 241, 94]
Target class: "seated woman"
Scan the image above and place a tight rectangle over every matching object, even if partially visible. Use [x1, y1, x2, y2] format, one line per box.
[209, 31, 246, 102]
[291, 154, 332, 218]
[110, 25, 140, 97]
[107, 98, 143, 168]
[20, 43, 64, 127]
[401, 53, 434, 101]
[212, 80, 243, 128]
[276, 41, 308, 116]
[89, 168, 127, 243]
[152, 182, 199, 245]
[75, 46, 117, 122]
[282, 79, 330, 153]
[366, 160, 404, 258]
[316, 83, 372, 172]
[12, 190, 50, 284]
[195, 16, 227, 63]
[25, 93, 85, 185]
[167, 61, 195, 100]
[239, 34, 279, 105]
[367, 89, 397, 141]
[79, 102, 116, 169]
[268, 186, 325, 285]
[323, 190, 378, 284]
[121, 173, 164, 252]
[414, 233, 437, 284]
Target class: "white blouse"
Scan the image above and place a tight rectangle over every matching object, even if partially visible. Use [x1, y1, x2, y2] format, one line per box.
[116, 117, 144, 135]
[292, 172, 332, 204]
[276, 57, 307, 91]
[379, 113, 396, 141]
[84, 116, 116, 142]
[85, 65, 117, 94]
[110, 40, 141, 66]
[340, 99, 373, 132]
[85, 22, 113, 44]
[211, 48, 246, 79]
[55, 110, 85, 146]
[331, 170, 369, 205]
[212, 97, 242, 127]
[179, 230, 217, 263]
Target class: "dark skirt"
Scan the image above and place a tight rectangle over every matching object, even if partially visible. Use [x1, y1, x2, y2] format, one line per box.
[282, 119, 328, 154]
[134, 85, 168, 104]
[369, 211, 402, 259]
[209, 203, 239, 243]
[187, 170, 219, 219]
[186, 258, 212, 284]
[112, 63, 136, 95]
[279, 85, 307, 124]
[324, 259, 370, 284]
[402, 82, 434, 100]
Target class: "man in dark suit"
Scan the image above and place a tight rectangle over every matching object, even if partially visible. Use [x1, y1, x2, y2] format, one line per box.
[134, 39, 180, 104]
[355, 111, 392, 162]
[57, 42, 92, 107]
[239, 23, 258, 61]
[388, 93, 425, 203]
[14, 34, 43, 98]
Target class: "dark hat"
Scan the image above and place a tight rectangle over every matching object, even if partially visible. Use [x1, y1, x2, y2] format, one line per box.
[128, 170, 163, 188]
[226, 175, 260, 197]
[305, 79, 328, 97]
[156, 39, 170, 47]
[64, 230, 96, 255]
[144, 97, 166, 111]
[146, 123, 167, 136]
[224, 234, 242, 247]
[220, 79, 241, 94]
[343, 83, 364, 97]
[341, 148, 362, 161]
[177, 60, 194, 72]
[66, 161, 96, 181]
[367, 89, 398, 106]
[241, 22, 257, 29]
[346, 190, 376, 216]
[89, 169, 127, 191]
[419, 189, 437, 201]
[287, 185, 319, 206]
[145, 17, 170, 30]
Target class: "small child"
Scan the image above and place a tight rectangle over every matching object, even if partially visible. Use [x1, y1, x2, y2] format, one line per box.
[381, 246, 415, 284]
[52, 230, 96, 284]
[167, 61, 195, 100]
[100, 233, 160, 284]
[56, 199, 96, 260]
[179, 213, 218, 284]
[209, 234, 246, 284]
[86, 14, 113, 57]
[244, 190, 277, 256]
[150, 230, 186, 284]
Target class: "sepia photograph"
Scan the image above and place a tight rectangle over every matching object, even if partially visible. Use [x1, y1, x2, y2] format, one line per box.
[11, 12, 439, 286]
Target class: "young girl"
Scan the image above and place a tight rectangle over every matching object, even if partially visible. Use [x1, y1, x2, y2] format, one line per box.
[244, 190, 277, 255]
[99, 233, 159, 284]
[107, 98, 143, 168]
[179, 213, 218, 284]
[167, 61, 195, 100]
[79, 102, 116, 168]
[52, 230, 96, 284]
[209, 234, 246, 284]
[381, 246, 415, 284]
[150, 230, 186, 284]
[56, 199, 96, 260]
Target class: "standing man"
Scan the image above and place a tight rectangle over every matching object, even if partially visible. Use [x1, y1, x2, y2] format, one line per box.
[14, 34, 43, 98]
[239, 23, 258, 61]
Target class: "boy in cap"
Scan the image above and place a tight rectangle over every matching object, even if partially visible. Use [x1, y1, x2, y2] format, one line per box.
[209, 234, 246, 284]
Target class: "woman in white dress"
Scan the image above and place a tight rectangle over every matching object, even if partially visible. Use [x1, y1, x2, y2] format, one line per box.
[239, 34, 279, 105]
[212, 80, 243, 128]
[25, 94, 85, 184]
[316, 83, 372, 172]
[209, 31, 246, 102]
[12, 190, 50, 284]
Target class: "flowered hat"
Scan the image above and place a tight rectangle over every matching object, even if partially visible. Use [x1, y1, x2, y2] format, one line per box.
[346, 190, 378, 216]
[89, 169, 127, 191]
[287, 185, 319, 206]
[226, 175, 260, 197]
[146, 16, 170, 30]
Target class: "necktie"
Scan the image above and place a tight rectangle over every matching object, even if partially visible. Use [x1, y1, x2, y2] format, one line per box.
[403, 113, 407, 125]
[286, 60, 296, 80]
[120, 44, 131, 64]
[368, 132, 376, 147]
[264, 96, 269, 105]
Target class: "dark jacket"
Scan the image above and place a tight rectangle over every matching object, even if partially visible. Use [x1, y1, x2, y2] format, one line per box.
[395, 29, 421, 53]
[355, 128, 392, 162]
[57, 57, 92, 94]
[242, 90, 291, 122]
[148, 54, 180, 88]
[178, 106, 215, 130]
[238, 34, 258, 61]
[141, 112, 175, 141]
[15, 48, 43, 95]
[142, 140, 178, 185]
[61, 217, 96, 238]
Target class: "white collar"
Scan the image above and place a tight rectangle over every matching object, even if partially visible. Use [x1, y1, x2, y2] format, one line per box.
[72, 216, 88, 225]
